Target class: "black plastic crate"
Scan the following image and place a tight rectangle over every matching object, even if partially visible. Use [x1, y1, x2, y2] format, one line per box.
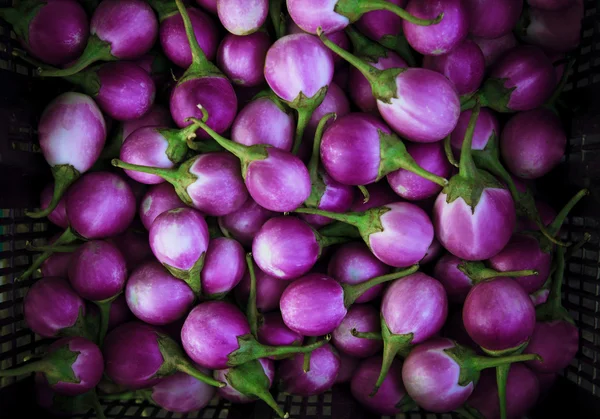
[0, 0, 599, 418]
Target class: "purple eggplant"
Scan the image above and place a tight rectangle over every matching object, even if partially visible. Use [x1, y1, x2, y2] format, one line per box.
[257, 312, 303, 348]
[217, 31, 270, 86]
[111, 227, 154, 272]
[121, 105, 173, 142]
[287, 20, 350, 66]
[352, 356, 413, 415]
[286, 0, 442, 35]
[107, 294, 133, 331]
[201, 237, 246, 297]
[218, 0, 268, 35]
[332, 304, 383, 357]
[464, 0, 523, 39]
[218, 196, 276, 246]
[38, 0, 158, 77]
[0, 0, 88, 67]
[403, 0, 468, 56]
[181, 300, 331, 369]
[402, 338, 540, 413]
[68, 240, 128, 343]
[350, 181, 397, 212]
[304, 82, 351, 143]
[39, 183, 69, 228]
[500, 108, 567, 180]
[235, 268, 289, 312]
[264, 33, 334, 154]
[125, 260, 195, 325]
[148, 207, 208, 294]
[278, 343, 340, 396]
[421, 237, 442, 264]
[196, 0, 217, 13]
[0, 337, 103, 396]
[169, 0, 237, 139]
[520, 1, 583, 53]
[280, 266, 418, 337]
[423, 39, 485, 95]
[104, 321, 223, 389]
[27, 92, 106, 219]
[140, 183, 186, 230]
[319, 31, 460, 143]
[41, 251, 73, 278]
[336, 352, 359, 383]
[472, 33, 518, 68]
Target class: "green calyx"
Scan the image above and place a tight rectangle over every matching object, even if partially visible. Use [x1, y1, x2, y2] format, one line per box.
[38, 34, 115, 77]
[345, 25, 390, 63]
[288, 86, 329, 155]
[155, 333, 225, 388]
[372, 317, 414, 395]
[227, 334, 331, 367]
[458, 261, 538, 283]
[462, 78, 516, 113]
[163, 252, 205, 296]
[377, 33, 416, 67]
[25, 164, 80, 219]
[305, 113, 337, 209]
[252, 89, 291, 114]
[63, 65, 102, 97]
[317, 28, 404, 104]
[379, 129, 448, 186]
[0, 0, 45, 45]
[225, 360, 289, 418]
[333, 0, 444, 26]
[158, 118, 210, 164]
[62, 305, 100, 344]
[536, 246, 574, 324]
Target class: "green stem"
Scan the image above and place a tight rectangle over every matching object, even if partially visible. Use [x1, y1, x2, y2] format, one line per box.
[246, 253, 259, 338]
[384, 136, 448, 186]
[176, 359, 226, 388]
[343, 264, 419, 307]
[444, 135, 459, 168]
[269, 0, 286, 39]
[470, 353, 541, 371]
[91, 391, 107, 419]
[458, 261, 538, 282]
[94, 298, 115, 347]
[317, 221, 361, 239]
[294, 207, 363, 226]
[372, 319, 413, 395]
[111, 159, 179, 183]
[38, 35, 114, 77]
[26, 243, 79, 253]
[345, 25, 387, 63]
[228, 334, 331, 366]
[566, 232, 591, 261]
[25, 165, 80, 218]
[308, 113, 336, 180]
[316, 233, 352, 248]
[0, 358, 49, 378]
[174, 0, 212, 73]
[546, 58, 575, 108]
[459, 103, 481, 180]
[497, 364, 509, 419]
[303, 337, 317, 373]
[338, 0, 444, 26]
[378, 34, 416, 67]
[547, 189, 589, 237]
[358, 186, 370, 203]
[293, 106, 315, 155]
[351, 329, 382, 340]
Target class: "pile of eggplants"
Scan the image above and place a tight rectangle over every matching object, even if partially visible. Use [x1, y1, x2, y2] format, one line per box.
[0, 0, 587, 418]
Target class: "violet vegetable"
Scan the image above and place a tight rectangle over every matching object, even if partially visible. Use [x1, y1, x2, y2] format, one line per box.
[197, 0, 217, 13]
[104, 321, 224, 389]
[41, 252, 73, 278]
[464, 0, 523, 39]
[287, 0, 442, 35]
[0, 0, 88, 66]
[257, 312, 303, 348]
[336, 352, 359, 383]
[169, 0, 237, 138]
[111, 227, 154, 271]
[333, 304, 383, 358]
[296, 202, 434, 268]
[218, 0, 268, 35]
[433, 105, 516, 260]
[328, 242, 390, 303]
[217, 31, 271, 86]
[287, 20, 351, 69]
[401, 338, 540, 413]
[181, 300, 331, 369]
[140, 183, 186, 230]
[352, 356, 414, 415]
[201, 237, 246, 298]
[148, 207, 209, 294]
[39, 183, 69, 228]
[231, 92, 294, 151]
[421, 238, 442, 264]
[471, 33, 518, 68]
[0, 337, 103, 396]
[125, 260, 195, 325]
[304, 82, 351, 143]
[252, 216, 348, 280]
[235, 267, 289, 312]
[402, 0, 468, 56]
[278, 343, 340, 396]
[107, 294, 133, 330]
[68, 240, 128, 344]
[26, 92, 106, 219]
[500, 108, 567, 180]
[264, 33, 334, 154]
[319, 30, 460, 143]
[422, 39, 485, 95]
[280, 266, 418, 337]
[374, 272, 448, 393]
[350, 180, 397, 211]
[218, 196, 276, 246]
[38, 0, 158, 77]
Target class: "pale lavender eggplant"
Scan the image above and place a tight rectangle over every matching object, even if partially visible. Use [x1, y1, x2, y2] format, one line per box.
[108, 294, 133, 330]
[40, 183, 69, 228]
[214, 359, 275, 404]
[336, 352, 359, 383]
[217, 31, 270, 86]
[66, 172, 136, 239]
[450, 108, 500, 152]
[433, 253, 475, 303]
[252, 216, 322, 280]
[217, 0, 268, 35]
[122, 105, 173, 141]
[471, 33, 518, 68]
[300, 173, 355, 229]
[421, 238, 442, 264]
[150, 371, 215, 412]
[39, 0, 158, 77]
[41, 252, 73, 278]
[387, 141, 452, 201]
[422, 39, 485, 95]
[257, 312, 303, 348]
[521, 1, 583, 53]
[463, 277, 536, 351]
[500, 108, 566, 179]
[201, 237, 246, 297]
[140, 183, 186, 230]
[488, 234, 552, 294]
[305, 82, 351, 141]
[278, 344, 340, 396]
[24, 277, 86, 338]
[287, 21, 350, 68]
[231, 96, 294, 151]
[235, 268, 289, 312]
[403, 0, 469, 55]
[196, 0, 217, 13]
[350, 181, 397, 212]
[524, 321, 579, 373]
[464, 0, 523, 39]
[264, 33, 334, 103]
[280, 274, 347, 336]
[332, 304, 383, 358]
[328, 242, 390, 304]
[68, 240, 127, 301]
[0, 0, 89, 67]
[112, 228, 154, 271]
[356, 0, 407, 42]
[218, 197, 275, 246]
[126, 261, 195, 325]
[349, 52, 408, 113]
[159, 6, 219, 68]
[351, 356, 410, 415]
[118, 127, 175, 184]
